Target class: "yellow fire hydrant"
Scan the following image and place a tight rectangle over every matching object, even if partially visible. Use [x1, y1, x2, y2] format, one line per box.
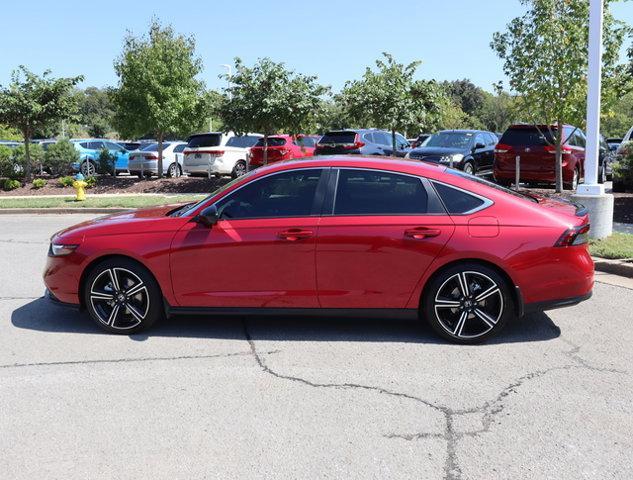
[73, 173, 87, 201]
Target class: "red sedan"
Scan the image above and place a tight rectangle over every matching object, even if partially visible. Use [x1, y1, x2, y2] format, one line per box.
[249, 135, 317, 167]
[44, 157, 593, 344]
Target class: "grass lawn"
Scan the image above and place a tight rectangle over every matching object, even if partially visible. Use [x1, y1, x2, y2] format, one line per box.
[0, 194, 205, 209]
[590, 232, 633, 260]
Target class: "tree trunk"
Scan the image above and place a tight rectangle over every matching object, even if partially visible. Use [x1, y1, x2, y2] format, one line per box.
[263, 134, 269, 166]
[23, 131, 31, 182]
[157, 132, 164, 179]
[391, 129, 397, 156]
[555, 121, 563, 193]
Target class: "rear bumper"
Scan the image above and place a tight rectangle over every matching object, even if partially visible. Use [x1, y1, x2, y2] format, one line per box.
[524, 291, 592, 314]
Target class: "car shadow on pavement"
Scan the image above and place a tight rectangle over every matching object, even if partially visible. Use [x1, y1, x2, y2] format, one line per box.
[11, 297, 561, 345]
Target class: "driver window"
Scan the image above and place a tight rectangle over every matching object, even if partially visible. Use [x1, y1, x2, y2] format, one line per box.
[215, 169, 323, 220]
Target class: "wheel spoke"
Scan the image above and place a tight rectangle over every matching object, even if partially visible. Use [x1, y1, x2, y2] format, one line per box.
[107, 304, 120, 326]
[474, 308, 497, 328]
[108, 269, 121, 291]
[436, 299, 460, 308]
[475, 285, 500, 303]
[90, 290, 114, 301]
[125, 303, 145, 324]
[457, 272, 469, 296]
[453, 311, 468, 336]
[125, 281, 145, 297]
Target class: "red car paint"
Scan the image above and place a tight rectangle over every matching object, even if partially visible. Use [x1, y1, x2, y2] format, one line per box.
[249, 135, 316, 167]
[44, 157, 593, 315]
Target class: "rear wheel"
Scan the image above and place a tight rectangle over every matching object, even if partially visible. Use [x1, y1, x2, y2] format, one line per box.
[80, 160, 97, 177]
[422, 263, 514, 344]
[167, 162, 181, 178]
[83, 258, 163, 334]
[231, 160, 247, 179]
[598, 162, 606, 184]
[564, 167, 580, 190]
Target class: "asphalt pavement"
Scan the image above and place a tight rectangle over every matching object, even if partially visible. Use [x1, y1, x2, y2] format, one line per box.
[0, 214, 631, 480]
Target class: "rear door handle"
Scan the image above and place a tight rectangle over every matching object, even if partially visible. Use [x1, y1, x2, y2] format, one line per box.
[278, 229, 313, 241]
[404, 227, 441, 240]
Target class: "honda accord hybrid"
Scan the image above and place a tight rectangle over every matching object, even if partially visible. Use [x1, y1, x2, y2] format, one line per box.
[44, 157, 593, 344]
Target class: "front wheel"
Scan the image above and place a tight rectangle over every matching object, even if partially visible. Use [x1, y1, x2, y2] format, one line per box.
[83, 258, 164, 334]
[231, 160, 247, 179]
[422, 263, 514, 344]
[80, 160, 97, 177]
[167, 163, 181, 178]
[564, 167, 580, 190]
[598, 162, 606, 184]
[462, 161, 476, 175]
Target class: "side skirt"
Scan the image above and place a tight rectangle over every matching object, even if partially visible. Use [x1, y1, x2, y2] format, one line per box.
[166, 306, 419, 320]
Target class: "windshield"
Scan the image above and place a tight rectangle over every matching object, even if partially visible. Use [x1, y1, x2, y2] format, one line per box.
[425, 132, 473, 149]
[174, 171, 258, 217]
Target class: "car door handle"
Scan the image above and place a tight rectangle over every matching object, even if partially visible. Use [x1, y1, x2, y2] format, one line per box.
[278, 229, 313, 241]
[404, 228, 441, 240]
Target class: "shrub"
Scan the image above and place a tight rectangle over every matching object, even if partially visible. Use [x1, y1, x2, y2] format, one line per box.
[85, 176, 97, 188]
[97, 148, 115, 175]
[44, 139, 79, 176]
[0, 145, 14, 178]
[32, 178, 46, 189]
[2, 179, 21, 191]
[12, 143, 45, 177]
[58, 176, 75, 187]
[613, 141, 633, 188]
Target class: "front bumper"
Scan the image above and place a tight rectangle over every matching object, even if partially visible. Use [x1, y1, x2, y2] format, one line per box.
[45, 289, 80, 309]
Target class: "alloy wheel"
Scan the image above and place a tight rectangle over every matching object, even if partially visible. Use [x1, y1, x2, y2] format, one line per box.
[168, 163, 180, 178]
[89, 267, 150, 331]
[234, 161, 246, 177]
[433, 271, 504, 340]
[81, 161, 96, 177]
[463, 162, 475, 175]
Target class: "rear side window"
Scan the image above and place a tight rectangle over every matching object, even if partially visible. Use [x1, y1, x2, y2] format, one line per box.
[486, 133, 498, 145]
[142, 143, 171, 151]
[432, 182, 486, 214]
[255, 137, 287, 147]
[319, 131, 357, 144]
[173, 144, 186, 153]
[188, 134, 222, 148]
[334, 169, 431, 215]
[295, 136, 316, 147]
[88, 141, 105, 150]
[226, 135, 261, 148]
[499, 128, 554, 146]
[373, 132, 391, 145]
[79, 142, 89, 148]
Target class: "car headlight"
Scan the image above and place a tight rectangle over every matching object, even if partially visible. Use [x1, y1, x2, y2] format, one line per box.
[439, 154, 464, 164]
[49, 243, 79, 257]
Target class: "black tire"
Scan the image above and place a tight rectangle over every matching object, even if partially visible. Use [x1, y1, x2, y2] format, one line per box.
[83, 257, 164, 334]
[598, 163, 606, 184]
[167, 163, 181, 178]
[564, 167, 580, 190]
[80, 160, 97, 177]
[421, 263, 514, 344]
[462, 161, 476, 175]
[231, 160, 247, 179]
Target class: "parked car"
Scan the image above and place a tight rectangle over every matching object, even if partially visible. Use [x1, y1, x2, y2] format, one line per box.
[410, 133, 432, 149]
[44, 156, 593, 344]
[70, 139, 130, 176]
[128, 142, 188, 178]
[249, 135, 316, 167]
[314, 129, 410, 157]
[183, 132, 263, 178]
[118, 141, 142, 151]
[0, 140, 20, 148]
[407, 130, 498, 175]
[607, 138, 622, 150]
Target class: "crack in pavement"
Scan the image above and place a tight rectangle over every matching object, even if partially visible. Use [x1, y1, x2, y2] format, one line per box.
[241, 319, 628, 480]
[0, 239, 48, 245]
[0, 349, 280, 370]
[0, 296, 42, 300]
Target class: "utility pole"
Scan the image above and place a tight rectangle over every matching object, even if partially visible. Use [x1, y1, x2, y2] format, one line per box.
[572, 0, 613, 239]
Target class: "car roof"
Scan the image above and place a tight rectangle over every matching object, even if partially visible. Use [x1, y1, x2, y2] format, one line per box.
[436, 129, 492, 134]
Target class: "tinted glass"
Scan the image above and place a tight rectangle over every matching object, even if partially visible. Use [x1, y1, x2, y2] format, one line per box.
[396, 134, 409, 148]
[499, 127, 555, 146]
[173, 144, 186, 153]
[141, 143, 171, 151]
[79, 142, 89, 148]
[446, 168, 537, 203]
[432, 182, 486, 214]
[474, 134, 486, 148]
[334, 169, 429, 215]
[254, 137, 287, 147]
[295, 137, 316, 147]
[226, 135, 261, 148]
[374, 132, 391, 145]
[104, 141, 123, 150]
[188, 134, 222, 148]
[485, 133, 498, 145]
[215, 169, 323, 219]
[362, 132, 375, 143]
[319, 131, 357, 144]
[88, 141, 105, 150]
[426, 132, 473, 149]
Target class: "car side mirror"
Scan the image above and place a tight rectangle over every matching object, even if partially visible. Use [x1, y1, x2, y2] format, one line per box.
[474, 142, 486, 150]
[195, 204, 219, 227]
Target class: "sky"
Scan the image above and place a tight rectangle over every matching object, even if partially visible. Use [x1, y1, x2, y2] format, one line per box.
[1, 0, 632, 94]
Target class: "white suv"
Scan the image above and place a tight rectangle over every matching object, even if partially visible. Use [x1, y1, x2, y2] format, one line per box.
[183, 132, 263, 178]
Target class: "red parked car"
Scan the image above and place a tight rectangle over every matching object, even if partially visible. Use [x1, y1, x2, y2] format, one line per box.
[44, 157, 593, 344]
[494, 124, 586, 190]
[249, 135, 317, 168]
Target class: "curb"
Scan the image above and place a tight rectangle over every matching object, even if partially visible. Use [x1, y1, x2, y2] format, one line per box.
[0, 208, 128, 214]
[593, 257, 633, 278]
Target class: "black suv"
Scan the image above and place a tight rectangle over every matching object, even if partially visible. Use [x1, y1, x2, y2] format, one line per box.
[407, 130, 498, 175]
[315, 129, 411, 157]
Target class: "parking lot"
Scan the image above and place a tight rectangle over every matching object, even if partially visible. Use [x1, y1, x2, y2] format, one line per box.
[1, 213, 632, 479]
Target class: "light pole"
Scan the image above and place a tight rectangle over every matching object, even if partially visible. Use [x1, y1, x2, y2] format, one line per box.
[572, 0, 613, 239]
[220, 64, 232, 99]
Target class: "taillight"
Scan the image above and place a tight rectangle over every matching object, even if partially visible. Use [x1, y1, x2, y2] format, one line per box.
[555, 224, 590, 247]
[545, 145, 572, 155]
[494, 143, 513, 154]
[342, 134, 365, 150]
[208, 150, 225, 156]
[145, 154, 158, 160]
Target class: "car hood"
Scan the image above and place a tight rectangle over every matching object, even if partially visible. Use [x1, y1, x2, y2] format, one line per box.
[410, 146, 470, 156]
[53, 203, 190, 243]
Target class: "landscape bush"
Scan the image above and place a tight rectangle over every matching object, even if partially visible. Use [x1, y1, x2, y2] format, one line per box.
[2, 178, 21, 191]
[44, 139, 79, 176]
[58, 176, 75, 187]
[12, 143, 44, 178]
[32, 178, 46, 189]
[97, 148, 115, 175]
[0, 145, 14, 178]
[85, 176, 97, 188]
[613, 141, 633, 189]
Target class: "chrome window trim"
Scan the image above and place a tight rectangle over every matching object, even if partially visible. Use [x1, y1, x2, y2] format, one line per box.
[429, 179, 494, 215]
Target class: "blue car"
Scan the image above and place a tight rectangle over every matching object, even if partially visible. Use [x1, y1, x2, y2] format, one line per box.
[70, 139, 130, 176]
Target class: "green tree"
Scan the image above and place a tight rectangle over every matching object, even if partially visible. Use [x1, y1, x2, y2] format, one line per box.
[112, 19, 205, 178]
[340, 53, 445, 151]
[491, 0, 631, 191]
[0, 67, 83, 180]
[75, 87, 115, 137]
[602, 91, 633, 137]
[478, 87, 519, 133]
[442, 79, 487, 118]
[0, 124, 21, 141]
[219, 57, 328, 165]
[44, 139, 79, 176]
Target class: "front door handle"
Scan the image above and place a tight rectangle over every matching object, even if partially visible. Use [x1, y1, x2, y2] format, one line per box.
[278, 229, 313, 241]
[404, 227, 441, 240]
